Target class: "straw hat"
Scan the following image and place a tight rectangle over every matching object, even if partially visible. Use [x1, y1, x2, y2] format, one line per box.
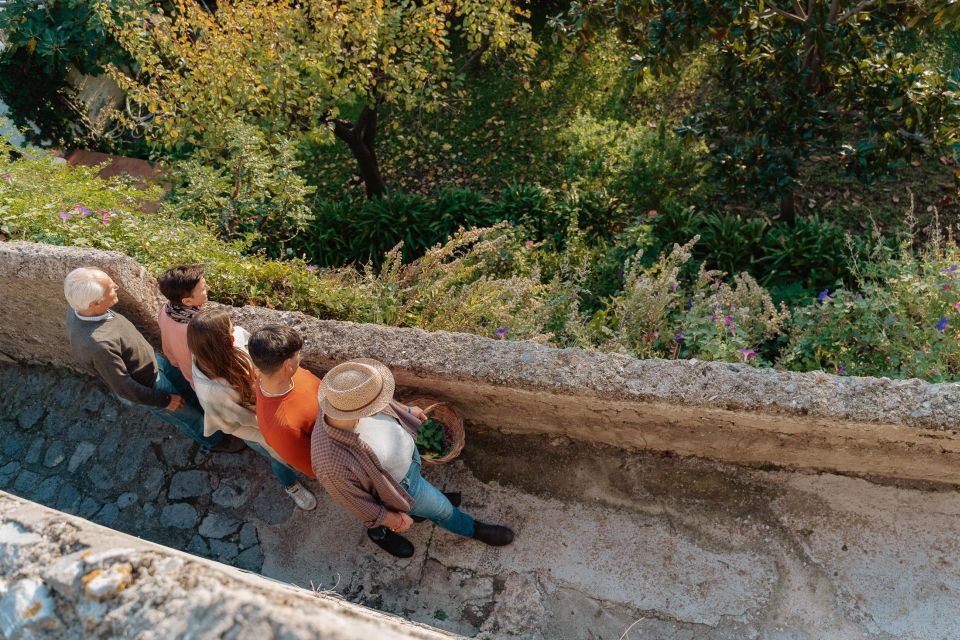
[317, 358, 396, 420]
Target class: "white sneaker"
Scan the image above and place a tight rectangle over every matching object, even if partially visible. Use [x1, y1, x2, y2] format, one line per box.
[284, 482, 317, 511]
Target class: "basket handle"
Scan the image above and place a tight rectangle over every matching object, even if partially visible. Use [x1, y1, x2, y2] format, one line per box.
[422, 402, 447, 415]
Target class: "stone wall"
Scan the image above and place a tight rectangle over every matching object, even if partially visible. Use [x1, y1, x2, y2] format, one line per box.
[0, 492, 455, 639]
[3, 240, 960, 484]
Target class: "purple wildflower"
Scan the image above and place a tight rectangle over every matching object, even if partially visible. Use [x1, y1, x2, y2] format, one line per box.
[937, 316, 949, 332]
[306, 265, 317, 272]
[674, 331, 685, 342]
[99, 211, 111, 225]
[685, 299, 693, 310]
[73, 205, 92, 216]
[525, 240, 534, 248]
[836, 364, 846, 375]
[710, 312, 718, 322]
[817, 289, 830, 302]
[723, 315, 734, 327]
[945, 284, 953, 291]
[854, 292, 863, 300]
[58, 212, 72, 221]
[944, 264, 958, 275]
[737, 347, 757, 361]
[495, 327, 508, 337]
[669, 282, 678, 292]
[1, 173, 10, 183]
[953, 302, 960, 312]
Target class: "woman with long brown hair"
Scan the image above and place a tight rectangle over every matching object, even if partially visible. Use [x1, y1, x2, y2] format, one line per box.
[188, 308, 317, 510]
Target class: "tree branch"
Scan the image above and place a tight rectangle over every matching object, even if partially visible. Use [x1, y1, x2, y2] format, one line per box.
[839, 0, 877, 22]
[828, 0, 842, 22]
[765, 5, 807, 24]
[792, 0, 807, 20]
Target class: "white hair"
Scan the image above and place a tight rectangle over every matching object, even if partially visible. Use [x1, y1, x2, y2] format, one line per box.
[64, 267, 109, 312]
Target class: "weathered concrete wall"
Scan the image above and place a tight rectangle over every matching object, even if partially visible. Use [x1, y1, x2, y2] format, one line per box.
[0, 492, 455, 639]
[3, 240, 960, 484]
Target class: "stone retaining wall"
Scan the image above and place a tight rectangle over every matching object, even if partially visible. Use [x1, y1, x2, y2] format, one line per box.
[3, 240, 960, 484]
[0, 492, 455, 639]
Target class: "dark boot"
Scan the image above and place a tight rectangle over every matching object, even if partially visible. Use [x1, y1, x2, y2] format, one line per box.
[367, 526, 414, 558]
[472, 521, 514, 546]
[209, 434, 246, 453]
[411, 492, 462, 523]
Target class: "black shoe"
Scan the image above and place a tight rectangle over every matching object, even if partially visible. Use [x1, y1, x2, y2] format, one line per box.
[209, 435, 246, 453]
[411, 492, 462, 523]
[472, 521, 514, 546]
[367, 526, 414, 558]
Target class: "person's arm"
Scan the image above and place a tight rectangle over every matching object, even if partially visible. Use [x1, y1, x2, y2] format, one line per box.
[327, 477, 394, 529]
[390, 399, 427, 422]
[90, 342, 170, 408]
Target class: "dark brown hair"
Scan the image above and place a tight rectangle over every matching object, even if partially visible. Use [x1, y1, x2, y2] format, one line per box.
[248, 324, 303, 374]
[159, 264, 204, 305]
[187, 309, 257, 408]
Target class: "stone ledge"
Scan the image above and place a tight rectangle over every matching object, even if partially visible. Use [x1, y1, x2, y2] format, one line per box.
[2, 240, 960, 484]
[0, 492, 455, 639]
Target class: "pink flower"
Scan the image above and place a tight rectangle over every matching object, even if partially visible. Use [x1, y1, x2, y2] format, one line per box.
[58, 212, 72, 221]
[306, 265, 317, 272]
[99, 211, 111, 225]
[647, 210, 658, 217]
[525, 240, 534, 248]
[73, 205, 92, 216]
[737, 347, 757, 361]
[1, 173, 11, 183]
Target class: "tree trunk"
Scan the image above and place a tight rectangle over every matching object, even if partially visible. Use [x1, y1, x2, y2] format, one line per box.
[779, 186, 797, 225]
[333, 105, 387, 198]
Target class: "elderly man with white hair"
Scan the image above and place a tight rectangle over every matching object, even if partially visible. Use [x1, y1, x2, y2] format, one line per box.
[63, 267, 242, 453]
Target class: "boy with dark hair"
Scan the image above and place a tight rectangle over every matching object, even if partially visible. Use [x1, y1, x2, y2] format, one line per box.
[248, 325, 321, 478]
[157, 264, 208, 386]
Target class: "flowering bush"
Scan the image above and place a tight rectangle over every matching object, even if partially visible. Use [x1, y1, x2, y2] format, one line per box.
[0, 145, 552, 342]
[595, 237, 789, 364]
[781, 234, 960, 381]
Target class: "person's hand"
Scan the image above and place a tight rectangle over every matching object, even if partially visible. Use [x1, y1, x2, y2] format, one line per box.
[408, 405, 428, 422]
[166, 394, 184, 411]
[389, 512, 413, 533]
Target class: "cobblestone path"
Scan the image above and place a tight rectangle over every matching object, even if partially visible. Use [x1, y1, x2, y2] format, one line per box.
[0, 364, 284, 574]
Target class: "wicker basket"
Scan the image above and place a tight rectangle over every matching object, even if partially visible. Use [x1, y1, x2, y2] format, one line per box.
[403, 395, 465, 465]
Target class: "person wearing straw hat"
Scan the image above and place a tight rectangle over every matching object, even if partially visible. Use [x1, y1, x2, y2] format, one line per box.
[311, 358, 515, 558]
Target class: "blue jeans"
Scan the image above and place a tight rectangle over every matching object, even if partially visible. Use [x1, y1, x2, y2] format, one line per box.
[247, 442, 298, 487]
[401, 450, 475, 537]
[119, 353, 223, 449]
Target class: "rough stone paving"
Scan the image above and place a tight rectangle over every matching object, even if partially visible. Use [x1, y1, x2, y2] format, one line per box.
[3, 363, 960, 639]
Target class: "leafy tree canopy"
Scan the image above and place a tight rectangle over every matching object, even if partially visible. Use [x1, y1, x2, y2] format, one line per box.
[100, 0, 538, 196]
[552, 0, 960, 219]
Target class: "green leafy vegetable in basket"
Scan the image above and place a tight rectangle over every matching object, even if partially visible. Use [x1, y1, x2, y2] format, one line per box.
[416, 417, 453, 459]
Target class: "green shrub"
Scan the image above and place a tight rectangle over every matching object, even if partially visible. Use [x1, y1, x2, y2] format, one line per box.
[0, 143, 553, 343]
[593, 237, 790, 364]
[164, 121, 315, 256]
[560, 112, 710, 212]
[781, 233, 960, 381]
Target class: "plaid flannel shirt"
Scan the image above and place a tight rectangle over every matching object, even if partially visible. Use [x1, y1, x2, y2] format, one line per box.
[310, 400, 422, 528]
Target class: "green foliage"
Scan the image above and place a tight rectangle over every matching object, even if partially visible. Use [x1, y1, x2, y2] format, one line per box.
[101, 0, 537, 196]
[553, 0, 960, 210]
[648, 206, 861, 302]
[561, 112, 710, 212]
[592, 237, 790, 364]
[164, 121, 314, 253]
[415, 418, 451, 459]
[0, 0, 154, 148]
[782, 232, 960, 381]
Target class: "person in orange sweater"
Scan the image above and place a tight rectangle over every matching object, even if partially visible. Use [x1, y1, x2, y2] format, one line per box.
[157, 264, 209, 387]
[247, 325, 322, 478]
